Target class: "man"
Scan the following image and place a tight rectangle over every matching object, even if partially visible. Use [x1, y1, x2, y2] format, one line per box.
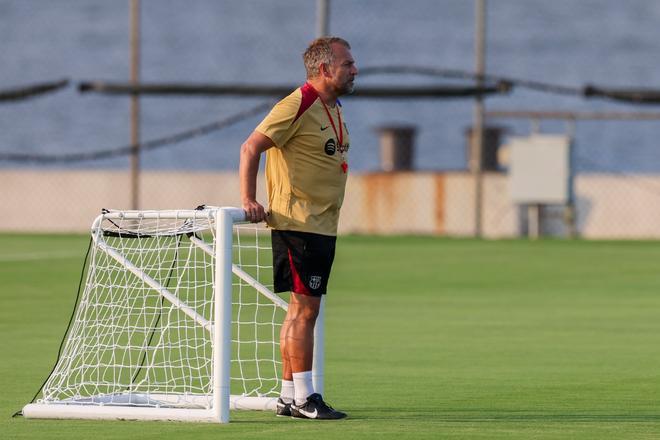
[239, 36, 357, 420]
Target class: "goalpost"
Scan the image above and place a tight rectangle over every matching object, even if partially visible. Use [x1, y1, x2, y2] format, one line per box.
[22, 206, 324, 423]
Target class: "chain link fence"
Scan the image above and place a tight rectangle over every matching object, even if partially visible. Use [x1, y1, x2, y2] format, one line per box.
[2, 0, 660, 238]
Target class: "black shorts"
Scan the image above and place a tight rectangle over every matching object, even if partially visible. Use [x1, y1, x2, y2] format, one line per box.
[271, 230, 337, 296]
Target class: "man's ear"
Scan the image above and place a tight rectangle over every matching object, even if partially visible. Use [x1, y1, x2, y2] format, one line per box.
[319, 62, 331, 78]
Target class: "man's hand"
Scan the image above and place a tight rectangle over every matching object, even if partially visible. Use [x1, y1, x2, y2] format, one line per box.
[239, 131, 275, 224]
[243, 199, 267, 223]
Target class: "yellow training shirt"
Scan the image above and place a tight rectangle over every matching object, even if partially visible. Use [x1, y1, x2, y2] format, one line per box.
[255, 83, 351, 236]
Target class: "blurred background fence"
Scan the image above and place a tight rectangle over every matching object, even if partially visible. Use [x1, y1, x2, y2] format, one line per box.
[2, 0, 660, 238]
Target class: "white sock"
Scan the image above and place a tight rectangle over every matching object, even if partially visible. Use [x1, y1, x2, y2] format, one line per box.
[292, 371, 314, 405]
[280, 380, 294, 404]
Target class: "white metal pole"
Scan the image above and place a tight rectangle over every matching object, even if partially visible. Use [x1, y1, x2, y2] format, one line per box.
[313, 0, 329, 397]
[213, 209, 233, 423]
[312, 296, 325, 395]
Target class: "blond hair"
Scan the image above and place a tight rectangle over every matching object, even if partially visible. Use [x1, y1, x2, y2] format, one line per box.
[303, 36, 351, 79]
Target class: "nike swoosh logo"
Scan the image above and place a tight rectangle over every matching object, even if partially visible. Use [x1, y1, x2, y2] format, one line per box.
[320, 126, 329, 131]
[298, 408, 318, 418]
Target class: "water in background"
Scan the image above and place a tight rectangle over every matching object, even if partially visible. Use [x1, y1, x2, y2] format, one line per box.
[1, 0, 660, 172]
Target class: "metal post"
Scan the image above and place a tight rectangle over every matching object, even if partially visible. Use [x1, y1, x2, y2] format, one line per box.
[316, 0, 330, 37]
[565, 118, 577, 238]
[471, 0, 487, 238]
[528, 204, 540, 239]
[314, 0, 329, 397]
[129, 0, 141, 210]
[312, 297, 325, 396]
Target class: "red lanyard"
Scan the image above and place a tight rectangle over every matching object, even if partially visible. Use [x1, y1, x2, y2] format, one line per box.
[319, 98, 347, 173]
[319, 98, 343, 148]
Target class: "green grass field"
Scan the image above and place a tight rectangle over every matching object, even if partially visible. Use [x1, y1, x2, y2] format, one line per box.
[2, 233, 660, 439]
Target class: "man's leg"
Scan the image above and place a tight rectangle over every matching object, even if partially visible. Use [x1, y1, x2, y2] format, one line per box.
[272, 230, 345, 419]
[283, 292, 346, 420]
[281, 292, 320, 404]
[277, 292, 319, 416]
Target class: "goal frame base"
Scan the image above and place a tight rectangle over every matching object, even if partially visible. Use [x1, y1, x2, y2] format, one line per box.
[23, 394, 276, 422]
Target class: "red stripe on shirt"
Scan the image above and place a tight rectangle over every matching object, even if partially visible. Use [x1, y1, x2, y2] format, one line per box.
[293, 82, 319, 124]
[288, 249, 311, 295]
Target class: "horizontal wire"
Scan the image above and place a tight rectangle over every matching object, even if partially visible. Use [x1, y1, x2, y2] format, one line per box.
[2, 66, 659, 164]
[0, 101, 273, 163]
[0, 78, 69, 103]
[359, 65, 581, 96]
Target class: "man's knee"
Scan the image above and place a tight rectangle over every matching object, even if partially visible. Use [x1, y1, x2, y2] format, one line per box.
[299, 305, 319, 322]
[289, 304, 319, 323]
[291, 292, 320, 310]
[287, 294, 321, 323]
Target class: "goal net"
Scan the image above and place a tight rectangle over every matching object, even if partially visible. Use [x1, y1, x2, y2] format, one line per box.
[22, 207, 323, 423]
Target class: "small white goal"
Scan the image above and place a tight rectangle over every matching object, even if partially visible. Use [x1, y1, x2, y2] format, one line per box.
[22, 206, 324, 423]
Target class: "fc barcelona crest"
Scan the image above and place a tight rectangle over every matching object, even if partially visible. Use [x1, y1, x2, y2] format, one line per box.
[309, 276, 322, 290]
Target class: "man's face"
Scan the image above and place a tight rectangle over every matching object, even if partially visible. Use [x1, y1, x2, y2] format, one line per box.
[327, 43, 358, 96]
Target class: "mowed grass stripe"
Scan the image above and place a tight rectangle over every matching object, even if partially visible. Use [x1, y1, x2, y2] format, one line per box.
[2, 233, 660, 439]
[0, 251, 82, 262]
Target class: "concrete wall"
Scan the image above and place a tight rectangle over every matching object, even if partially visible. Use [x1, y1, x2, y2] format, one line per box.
[1, 169, 658, 238]
[0, 170, 246, 232]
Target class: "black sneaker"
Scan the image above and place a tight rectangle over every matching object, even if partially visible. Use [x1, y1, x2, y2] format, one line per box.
[276, 397, 292, 417]
[290, 393, 347, 420]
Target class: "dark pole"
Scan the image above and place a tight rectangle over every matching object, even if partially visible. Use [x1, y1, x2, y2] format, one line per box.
[130, 0, 141, 210]
[316, 0, 329, 37]
[471, 0, 487, 237]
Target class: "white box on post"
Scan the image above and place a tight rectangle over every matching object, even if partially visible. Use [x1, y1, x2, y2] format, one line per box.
[508, 134, 572, 237]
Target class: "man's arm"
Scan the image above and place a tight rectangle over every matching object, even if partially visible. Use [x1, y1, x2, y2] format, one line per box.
[239, 131, 274, 223]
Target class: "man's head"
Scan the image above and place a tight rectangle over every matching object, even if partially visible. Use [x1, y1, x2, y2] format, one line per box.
[303, 36, 358, 96]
